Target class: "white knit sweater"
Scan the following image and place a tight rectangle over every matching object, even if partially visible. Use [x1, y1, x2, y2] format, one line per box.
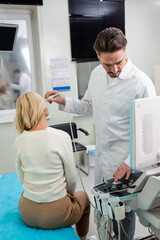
[15, 127, 77, 203]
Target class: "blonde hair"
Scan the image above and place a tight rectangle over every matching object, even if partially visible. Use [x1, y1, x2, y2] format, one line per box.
[14, 92, 46, 133]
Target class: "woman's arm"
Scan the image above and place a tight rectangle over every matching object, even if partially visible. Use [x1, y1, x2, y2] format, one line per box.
[61, 134, 77, 195]
[15, 141, 24, 184]
[16, 159, 24, 184]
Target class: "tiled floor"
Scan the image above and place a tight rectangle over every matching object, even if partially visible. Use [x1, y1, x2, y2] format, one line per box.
[76, 167, 152, 240]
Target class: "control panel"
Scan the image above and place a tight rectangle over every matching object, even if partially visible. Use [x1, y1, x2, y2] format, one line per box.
[93, 171, 143, 197]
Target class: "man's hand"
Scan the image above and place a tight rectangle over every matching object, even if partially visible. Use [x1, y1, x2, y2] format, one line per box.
[45, 90, 66, 105]
[113, 163, 132, 182]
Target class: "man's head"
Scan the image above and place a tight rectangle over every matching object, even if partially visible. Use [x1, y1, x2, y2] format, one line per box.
[13, 69, 22, 78]
[93, 27, 127, 78]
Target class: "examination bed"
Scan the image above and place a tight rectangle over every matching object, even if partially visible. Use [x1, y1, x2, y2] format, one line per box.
[0, 172, 79, 240]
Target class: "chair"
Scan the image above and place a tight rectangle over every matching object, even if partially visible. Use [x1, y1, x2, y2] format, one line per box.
[50, 122, 90, 175]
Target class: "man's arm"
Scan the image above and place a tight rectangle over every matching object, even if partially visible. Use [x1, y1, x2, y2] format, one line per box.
[59, 96, 93, 115]
[11, 83, 21, 91]
[45, 87, 93, 116]
[45, 67, 96, 115]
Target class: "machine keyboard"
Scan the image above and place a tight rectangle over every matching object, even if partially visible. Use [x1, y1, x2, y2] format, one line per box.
[93, 171, 143, 197]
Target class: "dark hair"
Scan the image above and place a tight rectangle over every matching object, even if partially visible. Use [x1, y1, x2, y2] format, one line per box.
[93, 27, 127, 54]
[13, 69, 21, 74]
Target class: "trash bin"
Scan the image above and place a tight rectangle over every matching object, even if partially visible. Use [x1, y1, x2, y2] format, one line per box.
[86, 145, 96, 167]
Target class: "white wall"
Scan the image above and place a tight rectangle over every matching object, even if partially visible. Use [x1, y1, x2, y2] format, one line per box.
[35, 0, 78, 124]
[33, 0, 95, 146]
[2, 0, 160, 174]
[75, 0, 160, 99]
[125, 0, 160, 84]
[0, 0, 95, 174]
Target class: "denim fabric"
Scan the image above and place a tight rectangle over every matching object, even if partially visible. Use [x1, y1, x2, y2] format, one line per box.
[113, 211, 136, 240]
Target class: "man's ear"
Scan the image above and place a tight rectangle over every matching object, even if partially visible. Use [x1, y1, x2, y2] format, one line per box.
[95, 50, 100, 60]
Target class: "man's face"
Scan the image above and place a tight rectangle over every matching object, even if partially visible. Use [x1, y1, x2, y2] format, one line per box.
[97, 48, 127, 78]
[15, 73, 21, 79]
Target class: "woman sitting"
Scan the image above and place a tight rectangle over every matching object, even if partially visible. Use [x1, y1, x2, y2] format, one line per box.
[14, 92, 90, 240]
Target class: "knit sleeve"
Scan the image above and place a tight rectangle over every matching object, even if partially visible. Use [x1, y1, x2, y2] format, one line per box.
[14, 138, 24, 184]
[60, 134, 77, 195]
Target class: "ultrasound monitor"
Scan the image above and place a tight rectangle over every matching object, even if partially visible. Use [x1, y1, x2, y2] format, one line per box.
[130, 97, 160, 171]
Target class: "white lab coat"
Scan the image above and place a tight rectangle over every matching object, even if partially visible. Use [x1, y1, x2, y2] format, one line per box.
[11, 73, 31, 95]
[60, 59, 156, 184]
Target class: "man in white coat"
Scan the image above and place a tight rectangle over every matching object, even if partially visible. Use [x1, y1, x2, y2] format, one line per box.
[45, 28, 156, 239]
[11, 69, 31, 95]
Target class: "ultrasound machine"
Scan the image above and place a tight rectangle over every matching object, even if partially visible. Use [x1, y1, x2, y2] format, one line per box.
[92, 97, 160, 240]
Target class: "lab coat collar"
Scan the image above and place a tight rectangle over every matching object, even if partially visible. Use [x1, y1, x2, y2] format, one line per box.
[118, 58, 133, 80]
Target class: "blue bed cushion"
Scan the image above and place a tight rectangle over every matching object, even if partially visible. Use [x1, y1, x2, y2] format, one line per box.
[0, 172, 79, 240]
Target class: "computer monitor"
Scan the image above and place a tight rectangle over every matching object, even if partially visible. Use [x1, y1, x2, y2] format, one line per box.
[0, 23, 18, 52]
[69, 0, 125, 62]
[130, 97, 160, 171]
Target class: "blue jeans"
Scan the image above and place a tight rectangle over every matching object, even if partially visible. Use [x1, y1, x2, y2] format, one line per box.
[113, 211, 136, 240]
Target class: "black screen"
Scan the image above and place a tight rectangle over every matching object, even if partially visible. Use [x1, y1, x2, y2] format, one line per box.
[69, 0, 125, 62]
[0, 0, 43, 5]
[0, 24, 18, 52]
